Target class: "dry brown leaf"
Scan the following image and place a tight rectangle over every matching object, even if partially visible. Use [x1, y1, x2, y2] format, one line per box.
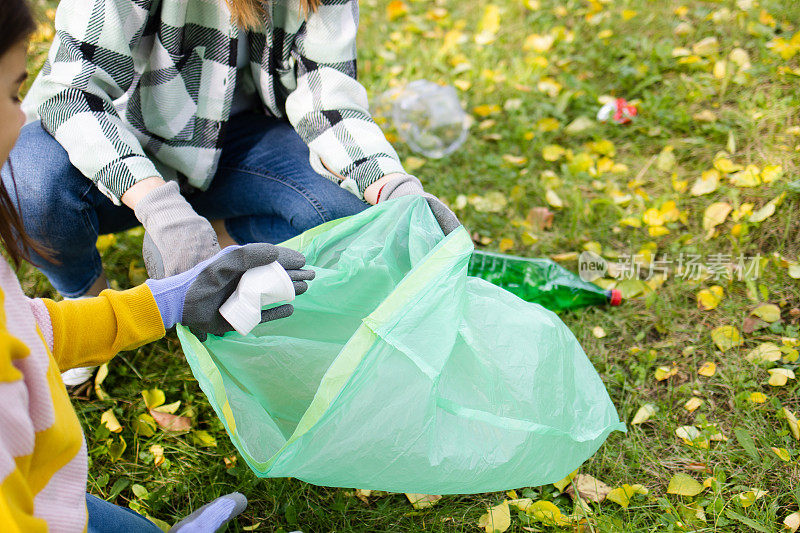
[527, 207, 554, 230]
[566, 474, 612, 503]
[742, 316, 768, 333]
[149, 408, 192, 432]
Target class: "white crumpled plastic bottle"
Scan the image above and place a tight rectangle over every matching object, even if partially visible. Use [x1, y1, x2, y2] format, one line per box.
[219, 262, 296, 336]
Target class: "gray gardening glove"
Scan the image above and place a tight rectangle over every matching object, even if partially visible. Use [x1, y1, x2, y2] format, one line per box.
[378, 175, 461, 235]
[145, 243, 315, 341]
[134, 181, 221, 279]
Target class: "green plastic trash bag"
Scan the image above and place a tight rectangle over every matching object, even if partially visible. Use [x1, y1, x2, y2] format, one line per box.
[177, 196, 624, 495]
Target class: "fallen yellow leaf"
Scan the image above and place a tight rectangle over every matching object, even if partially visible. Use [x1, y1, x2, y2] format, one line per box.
[748, 392, 767, 403]
[690, 169, 720, 196]
[703, 202, 732, 235]
[761, 164, 783, 183]
[697, 285, 724, 310]
[191, 430, 218, 448]
[498, 238, 514, 253]
[631, 403, 657, 425]
[553, 469, 578, 492]
[474, 5, 501, 45]
[477, 500, 510, 532]
[618, 216, 642, 228]
[506, 498, 532, 511]
[153, 400, 181, 414]
[713, 59, 727, 79]
[132, 413, 157, 437]
[150, 444, 165, 467]
[643, 208, 665, 227]
[528, 500, 571, 526]
[784, 408, 800, 440]
[606, 484, 648, 509]
[405, 493, 442, 509]
[537, 77, 562, 98]
[107, 436, 127, 462]
[101, 409, 123, 433]
[785, 511, 800, 533]
[94, 363, 110, 401]
[667, 473, 704, 496]
[142, 388, 166, 410]
[711, 325, 743, 352]
[501, 154, 527, 166]
[713, 157, 743, 174]
[523, 33, 555, 52]
[729, 165, 761, 187]
[749, 198, 779, 223]
[684, 397, 703, 413]
[768, 368, 795, 386]
[404, 156, 426, 171]
[698, 361, 717, 377]
[745, 342, 781, 363]
[692, 36, 719, 56]
[772, 447, 791, 462]
[655, 365, 678, 381]
[676, 425, 707, 448]
[729, 47, 751, 70]
[752, 303, 781, 323]
[545, 189, 564, 209]
[542, 144, 566, 161]
[386, 0, 408, 21]
[656, 145, 676, 172]
[736, 489, 767, 508]
[536, 117, 560, 132]
[473, 104, 501, 117]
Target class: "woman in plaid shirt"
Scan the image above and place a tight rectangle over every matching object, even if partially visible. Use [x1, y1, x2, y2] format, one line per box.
[3, 0, 458, 385]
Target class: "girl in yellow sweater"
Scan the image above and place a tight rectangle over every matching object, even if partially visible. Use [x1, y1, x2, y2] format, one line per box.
[0, 1, 313, 530]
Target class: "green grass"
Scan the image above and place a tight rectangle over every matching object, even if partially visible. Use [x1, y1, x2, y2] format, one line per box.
[19, 0, 800, 531]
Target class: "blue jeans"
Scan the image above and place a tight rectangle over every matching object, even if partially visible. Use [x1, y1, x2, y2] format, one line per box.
[2, 113, 368, 296]
[86, 493, 161, 533]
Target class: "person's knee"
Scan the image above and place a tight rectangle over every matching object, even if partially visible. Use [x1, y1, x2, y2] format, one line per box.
[291, 188, 368, 232]
[3, 122, 93, 242]
[287, 197, 329, 232]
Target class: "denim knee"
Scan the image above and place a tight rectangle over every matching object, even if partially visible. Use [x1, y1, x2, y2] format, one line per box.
[286, 182, 368, 232]
[3, 122, 97, 242]
[2, 122, 104, 294]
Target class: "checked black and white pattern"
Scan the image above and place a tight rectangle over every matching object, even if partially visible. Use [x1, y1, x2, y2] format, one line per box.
[24, 0, 406, 204]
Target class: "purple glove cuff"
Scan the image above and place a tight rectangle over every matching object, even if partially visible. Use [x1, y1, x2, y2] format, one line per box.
[145, 246, 239, 330]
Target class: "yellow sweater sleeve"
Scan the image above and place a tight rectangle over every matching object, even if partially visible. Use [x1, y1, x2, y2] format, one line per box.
[42, 285, 165, 371]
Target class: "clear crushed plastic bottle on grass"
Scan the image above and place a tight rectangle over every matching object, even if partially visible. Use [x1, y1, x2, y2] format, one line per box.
[376, 80, 469, 158]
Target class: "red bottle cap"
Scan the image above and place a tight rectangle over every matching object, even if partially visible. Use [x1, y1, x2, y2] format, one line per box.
[609, 289, 622, 306]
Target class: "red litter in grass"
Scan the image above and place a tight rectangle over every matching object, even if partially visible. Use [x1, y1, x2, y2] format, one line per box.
[597, 98, 638, 125]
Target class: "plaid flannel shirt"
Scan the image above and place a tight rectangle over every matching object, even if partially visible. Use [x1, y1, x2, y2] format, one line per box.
[24, 0, 405, 204]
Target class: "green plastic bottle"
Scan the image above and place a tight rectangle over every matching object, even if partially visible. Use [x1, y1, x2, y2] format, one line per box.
[468, 250, 622, 311]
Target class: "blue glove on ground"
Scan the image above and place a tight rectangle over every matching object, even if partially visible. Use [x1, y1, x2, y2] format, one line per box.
[145, 244, 314, 340]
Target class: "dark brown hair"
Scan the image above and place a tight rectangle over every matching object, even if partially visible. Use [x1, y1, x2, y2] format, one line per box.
[0, 0, 47, 267]
[228, 0, 320, 29]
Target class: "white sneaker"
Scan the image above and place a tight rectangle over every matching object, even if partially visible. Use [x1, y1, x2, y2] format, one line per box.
[61, 366, 96, 386]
